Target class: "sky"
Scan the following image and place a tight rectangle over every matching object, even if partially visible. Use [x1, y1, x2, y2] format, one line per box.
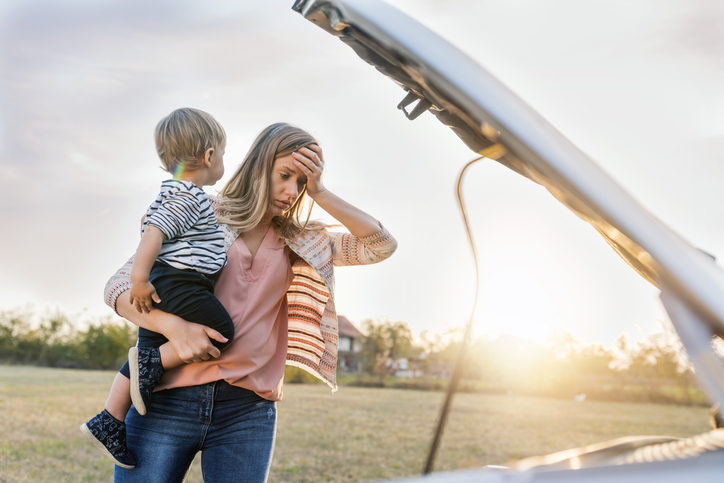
[1, 0, 723, 348]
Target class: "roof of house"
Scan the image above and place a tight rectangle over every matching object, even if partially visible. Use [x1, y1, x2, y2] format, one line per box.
[338, 315, 363, 338]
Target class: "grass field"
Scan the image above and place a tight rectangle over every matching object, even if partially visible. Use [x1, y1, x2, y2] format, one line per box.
[0, 365, 713, 482]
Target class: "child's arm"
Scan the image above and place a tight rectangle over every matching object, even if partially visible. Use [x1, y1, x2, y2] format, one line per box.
[129, 226, 165, 313]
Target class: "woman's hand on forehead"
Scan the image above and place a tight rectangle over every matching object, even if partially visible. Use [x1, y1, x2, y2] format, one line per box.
[292, 144, 326, 196]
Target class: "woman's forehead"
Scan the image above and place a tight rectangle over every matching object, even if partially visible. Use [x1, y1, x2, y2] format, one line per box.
[273, 155, 300, 174]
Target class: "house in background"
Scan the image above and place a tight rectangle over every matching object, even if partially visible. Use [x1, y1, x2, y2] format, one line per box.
[337, 315, 363, 372]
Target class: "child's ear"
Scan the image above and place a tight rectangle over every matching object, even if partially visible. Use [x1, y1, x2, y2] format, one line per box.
[203, 147, 214, 167]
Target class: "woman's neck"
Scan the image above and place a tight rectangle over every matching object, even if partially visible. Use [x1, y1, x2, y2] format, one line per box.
[259, 213, 274, 227]
[239, 217, 273, 236]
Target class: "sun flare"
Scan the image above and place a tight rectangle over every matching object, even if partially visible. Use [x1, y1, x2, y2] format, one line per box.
[471, 217, 599, 345]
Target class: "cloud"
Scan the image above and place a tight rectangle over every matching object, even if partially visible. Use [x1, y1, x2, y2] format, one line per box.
[0, 0, 391, 318]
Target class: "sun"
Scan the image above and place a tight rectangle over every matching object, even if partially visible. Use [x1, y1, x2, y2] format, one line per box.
[478, 265, 559, 343]
[471, 215, 599, 345]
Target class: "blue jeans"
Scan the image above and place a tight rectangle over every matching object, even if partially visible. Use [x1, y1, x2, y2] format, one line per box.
[115, 381, 277, 483]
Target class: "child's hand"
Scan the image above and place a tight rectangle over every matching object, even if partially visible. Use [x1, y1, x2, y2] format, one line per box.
[129, 281, 161, 313]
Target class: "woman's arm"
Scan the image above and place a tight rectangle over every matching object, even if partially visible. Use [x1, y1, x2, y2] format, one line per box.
[105, 257, 224, 363]
[293, 145, 381, 238]
[116, 292, 223, 362]
[329, 226, 398, 266]
[292, 144, 398, 265]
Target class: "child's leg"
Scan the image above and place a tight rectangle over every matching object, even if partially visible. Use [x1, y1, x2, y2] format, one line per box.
[154, 293, 232, 371]
[129, 264, 234, 415]
[81, 369, 136, 469]
[128, 337, 212, 415]
[148, 263, 235, 355]
[138, 266, 234, 373]
[104, 372, 133, 421]
[128, 346, 165, 416]
[159, 342, 184, 369]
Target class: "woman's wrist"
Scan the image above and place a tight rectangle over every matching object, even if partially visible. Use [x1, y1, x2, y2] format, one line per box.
[307, 185, 328, 199]
[309, 188, 382, 237]
[117, 292, 177, 337]
[160, 314, 188, 341]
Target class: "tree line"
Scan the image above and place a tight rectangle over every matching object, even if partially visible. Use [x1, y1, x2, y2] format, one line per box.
[0, 309, 135, 369]
[1, 309, 716, 405]
[352, 319, 714, 406]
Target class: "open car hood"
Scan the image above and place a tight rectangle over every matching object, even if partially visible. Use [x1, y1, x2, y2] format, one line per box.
[293, 0, 724, 410]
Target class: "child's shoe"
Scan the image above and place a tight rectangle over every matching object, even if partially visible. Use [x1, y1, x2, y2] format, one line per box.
[80, 409, 136, 469]
[129, 346, 165, 416]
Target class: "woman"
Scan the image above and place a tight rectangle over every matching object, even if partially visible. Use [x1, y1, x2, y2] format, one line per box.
[103, 122, 397, 482]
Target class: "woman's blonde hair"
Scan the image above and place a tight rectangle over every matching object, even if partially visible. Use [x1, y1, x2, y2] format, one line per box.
[217, 122, 324, 239]
[155, 108, 226, 176]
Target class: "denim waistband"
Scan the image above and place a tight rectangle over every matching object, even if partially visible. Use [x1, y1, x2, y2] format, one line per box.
[159, 380, 264, 403]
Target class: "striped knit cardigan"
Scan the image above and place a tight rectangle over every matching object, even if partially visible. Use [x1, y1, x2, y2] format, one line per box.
[104, 197, 398, 391]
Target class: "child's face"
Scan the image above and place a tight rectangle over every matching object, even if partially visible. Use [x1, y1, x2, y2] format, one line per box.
[208, 143, 226, 184]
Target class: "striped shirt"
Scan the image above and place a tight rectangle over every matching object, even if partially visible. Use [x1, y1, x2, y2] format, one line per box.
[142, 180, 226, 275]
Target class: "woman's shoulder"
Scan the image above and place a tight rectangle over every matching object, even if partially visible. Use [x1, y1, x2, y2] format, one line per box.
[288, 224, 330, 244]
[206, 195, 239, 251]
[284, 225, 334, 257]
[208, 194, 229, 219]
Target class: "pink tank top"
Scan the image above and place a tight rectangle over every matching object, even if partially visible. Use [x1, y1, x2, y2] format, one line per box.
[155, 228, 294, 401]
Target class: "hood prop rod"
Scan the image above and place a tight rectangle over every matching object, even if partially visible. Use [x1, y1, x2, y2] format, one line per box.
[424, 142, 507, 475]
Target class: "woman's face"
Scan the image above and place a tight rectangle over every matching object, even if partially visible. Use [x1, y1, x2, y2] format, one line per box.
[267, 153, 307, 217]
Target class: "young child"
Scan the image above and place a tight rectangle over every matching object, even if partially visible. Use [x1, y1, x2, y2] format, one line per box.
[81, 108, 234, 469]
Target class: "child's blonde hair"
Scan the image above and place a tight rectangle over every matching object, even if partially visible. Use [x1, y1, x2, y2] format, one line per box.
[154, 108, 226, 176]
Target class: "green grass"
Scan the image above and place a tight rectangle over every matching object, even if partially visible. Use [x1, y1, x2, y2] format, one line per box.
[0, 365, 713, 482]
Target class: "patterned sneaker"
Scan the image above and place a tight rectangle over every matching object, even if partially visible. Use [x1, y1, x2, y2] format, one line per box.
[129, 346, 165, 416]
[80, 409, 136, 469]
